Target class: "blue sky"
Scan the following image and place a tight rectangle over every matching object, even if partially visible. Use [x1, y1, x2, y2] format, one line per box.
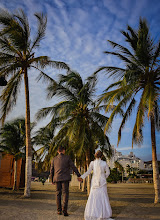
[0, 0, 160, 161]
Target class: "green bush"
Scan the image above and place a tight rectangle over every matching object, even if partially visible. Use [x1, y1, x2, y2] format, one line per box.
[107, 168, 121, 183]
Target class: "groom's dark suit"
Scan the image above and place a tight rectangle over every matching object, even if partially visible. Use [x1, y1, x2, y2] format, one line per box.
[50, 153, 81, 213]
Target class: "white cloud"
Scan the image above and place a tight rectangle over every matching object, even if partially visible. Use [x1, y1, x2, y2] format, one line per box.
[103, 0, 127, 19]
[54, 0, 65, 8]
[118, 145, 149, 151]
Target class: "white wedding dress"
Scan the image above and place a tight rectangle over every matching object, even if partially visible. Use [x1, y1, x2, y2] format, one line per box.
[81, 159, 113, 220]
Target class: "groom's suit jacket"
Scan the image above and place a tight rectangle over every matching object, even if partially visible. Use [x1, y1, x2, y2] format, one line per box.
[50, 153, 81, 183]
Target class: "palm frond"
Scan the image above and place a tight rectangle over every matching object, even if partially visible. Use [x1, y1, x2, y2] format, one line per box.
[121, 25, 138, 51]
[117, 98, 136, 146]
[94, 66, 125, 79]
[132, 89, 148, 147]
[0, 70, 22, 124]
[0, 36, 21, 55]
[36, 106, 56, 120]
[14, 9, 30, 50]
[108, 40, 134, 58]
[46, 81, 77, 100]
[104, 89, 135, 133]
[104, 51, 133, 65]
[30, 12, 47, 51]
[152, 41, 160, 67]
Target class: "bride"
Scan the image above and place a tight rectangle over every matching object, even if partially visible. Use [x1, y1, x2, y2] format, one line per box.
[78, 150, 114, 220]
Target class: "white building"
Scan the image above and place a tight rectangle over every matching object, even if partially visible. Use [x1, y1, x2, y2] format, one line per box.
[107, 146, 151, 173]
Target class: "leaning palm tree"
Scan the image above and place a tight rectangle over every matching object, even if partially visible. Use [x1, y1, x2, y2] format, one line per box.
[0, 9, 69, 197]
[36, 71, 112, 194]
[96, 18, 160, 203]
[0, 118, 26, 190]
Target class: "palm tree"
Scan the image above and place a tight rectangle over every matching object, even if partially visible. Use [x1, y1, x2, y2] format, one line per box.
[33, 125, 56, 172]
[0, 9, 69, 197]
[36, 71, 112, 194]
[95, 18, 160, 203]
[0, 118, 26, 190]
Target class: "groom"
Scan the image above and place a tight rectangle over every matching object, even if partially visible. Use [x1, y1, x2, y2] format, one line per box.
[50, 146, 81, 216]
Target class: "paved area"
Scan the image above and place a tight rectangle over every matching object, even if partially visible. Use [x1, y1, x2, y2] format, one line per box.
[0, 182, 160, 220]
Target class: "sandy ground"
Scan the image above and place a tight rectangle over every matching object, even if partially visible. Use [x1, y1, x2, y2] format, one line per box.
[0, 182, 160, 220]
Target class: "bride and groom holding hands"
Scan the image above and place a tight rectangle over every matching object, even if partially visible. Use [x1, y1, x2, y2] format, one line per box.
[50, 146, 114, 220]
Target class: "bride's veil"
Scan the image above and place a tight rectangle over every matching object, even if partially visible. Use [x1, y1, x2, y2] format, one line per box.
[93, 159, 101, 188]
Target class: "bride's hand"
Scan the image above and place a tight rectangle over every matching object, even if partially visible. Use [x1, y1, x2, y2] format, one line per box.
[77, 177, 83, 182]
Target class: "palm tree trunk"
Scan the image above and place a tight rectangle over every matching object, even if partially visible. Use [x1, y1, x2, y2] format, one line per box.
[82, 164, 86, 192]
[78, 166, 82, 190]
[13, 159, 17, 190]
[151, 115, 160, 203]
[24, 68, 32, 197]
[86, 150, 91, 196]
[122, 171, 124, 182]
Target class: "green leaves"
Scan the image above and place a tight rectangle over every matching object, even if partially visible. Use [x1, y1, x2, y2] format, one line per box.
[31, 13, 47, 51]
[0, 118, 26, 159]
[0, 71, 22, 124]
[0, 8, 69, 125]
[35, 71, 111, 165]
[96, 17, 160, 147]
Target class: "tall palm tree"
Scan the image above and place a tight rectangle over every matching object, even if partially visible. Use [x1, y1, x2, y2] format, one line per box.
[95, 18, 160, 203]
[0, 9, 69, 197]
[0, 118, 26, 190]
[36, 71, 112, 194]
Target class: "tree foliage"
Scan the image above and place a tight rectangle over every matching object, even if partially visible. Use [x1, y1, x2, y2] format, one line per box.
[96, 18, 160, 147]
[0, 118, 26, 160]
[0, 8, 69, 124]
[36, 71, 112, 166]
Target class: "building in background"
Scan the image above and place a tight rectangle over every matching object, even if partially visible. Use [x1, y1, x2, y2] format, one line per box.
[107, 146, 152, 175]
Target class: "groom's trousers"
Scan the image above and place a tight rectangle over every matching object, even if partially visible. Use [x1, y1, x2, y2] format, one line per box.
[55, 181, 69, 212]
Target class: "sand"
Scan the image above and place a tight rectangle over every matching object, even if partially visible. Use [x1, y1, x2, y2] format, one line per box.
[0, 182, 160, 220]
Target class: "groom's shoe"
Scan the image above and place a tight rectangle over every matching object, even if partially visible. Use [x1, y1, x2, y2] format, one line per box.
[63, 211, 69, 217]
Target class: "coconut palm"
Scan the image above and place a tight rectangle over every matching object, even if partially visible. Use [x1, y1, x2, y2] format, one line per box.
[96, 18, 160, 203]
[36, 71, 112, 194]
[0, 118, 26, 190]
[0, 9, 69, 197]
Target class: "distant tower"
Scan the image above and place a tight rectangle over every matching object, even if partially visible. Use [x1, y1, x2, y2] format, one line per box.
[129, 152, 134, 157]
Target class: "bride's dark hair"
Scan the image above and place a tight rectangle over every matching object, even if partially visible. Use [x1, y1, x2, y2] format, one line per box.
[95, 150, 103, 158]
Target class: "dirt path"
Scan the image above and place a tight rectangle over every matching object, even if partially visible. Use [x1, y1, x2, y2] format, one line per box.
[0, 182, 160, 220]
